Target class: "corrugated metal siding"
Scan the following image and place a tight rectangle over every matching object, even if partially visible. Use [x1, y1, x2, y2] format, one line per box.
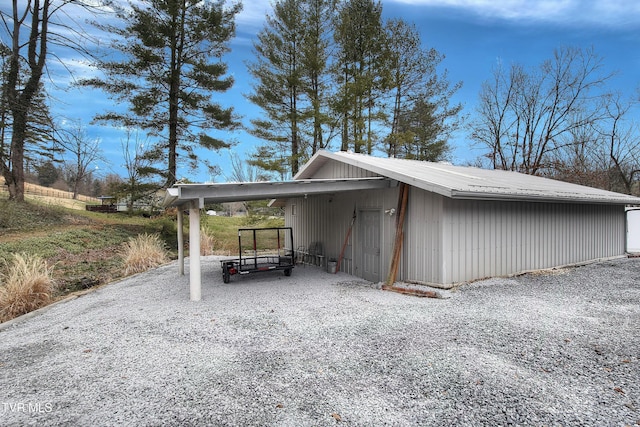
[402, 187, 444, 284]
[285, 157, 395, 279]
[285, 186, 400, 279]
[312, 160, 377, 179]
[441, 199, 626, 284]
[286, 156, 627, 286]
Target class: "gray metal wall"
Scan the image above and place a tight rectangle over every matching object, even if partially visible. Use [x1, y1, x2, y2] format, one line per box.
[286, 157, 627, 286]
[285, 187, 400, 281]
[402, 187, 445, 284]
[286, 158, 398, 279]
[440, 198, 626, 284]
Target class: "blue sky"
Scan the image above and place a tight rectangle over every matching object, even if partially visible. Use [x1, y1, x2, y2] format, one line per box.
[36, 0, 640, 182]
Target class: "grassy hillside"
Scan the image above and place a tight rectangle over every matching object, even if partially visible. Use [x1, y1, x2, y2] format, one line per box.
[0, 198, 173, 294]
[201, 214, 285, 254]
[0, 197, 284, 299]
[0, 177, 100, 210]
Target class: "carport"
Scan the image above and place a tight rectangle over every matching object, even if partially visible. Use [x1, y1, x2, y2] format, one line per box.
[163, 178, 392, 300]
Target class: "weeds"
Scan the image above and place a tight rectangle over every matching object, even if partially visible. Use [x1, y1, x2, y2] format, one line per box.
[0, 253, 56, 322]
[121, 233, 169, 276]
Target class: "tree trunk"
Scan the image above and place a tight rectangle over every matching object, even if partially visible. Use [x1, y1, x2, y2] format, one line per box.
[8, 106, 28, 202]
[6, 0, 50, 202]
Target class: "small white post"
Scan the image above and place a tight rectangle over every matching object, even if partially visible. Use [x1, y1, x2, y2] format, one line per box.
[189, 199, 201, 301]
[177, 208, 184, 276]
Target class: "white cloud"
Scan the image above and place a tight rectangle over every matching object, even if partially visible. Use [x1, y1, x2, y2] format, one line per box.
[389, 0, 640, 27]
[235, 0, 272, 33]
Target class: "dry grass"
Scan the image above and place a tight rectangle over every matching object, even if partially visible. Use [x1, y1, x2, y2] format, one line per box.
[0, 253, 56, 322]
[0, 177, 99, 210]
[121, 233, 169, 276]
[200, 226, 217, 255]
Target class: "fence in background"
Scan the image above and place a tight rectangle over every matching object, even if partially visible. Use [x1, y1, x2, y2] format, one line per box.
[0, 180, 100, 204]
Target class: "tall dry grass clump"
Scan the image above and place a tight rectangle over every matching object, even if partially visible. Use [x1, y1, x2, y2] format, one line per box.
[0, 253, 56, 322]
[200, 226, 217, 255]
[122, 233, 169, 275]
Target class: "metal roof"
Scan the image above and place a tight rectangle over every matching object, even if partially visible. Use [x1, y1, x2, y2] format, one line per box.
[296, 150, 640, 205]
[163, 177, 391, 207]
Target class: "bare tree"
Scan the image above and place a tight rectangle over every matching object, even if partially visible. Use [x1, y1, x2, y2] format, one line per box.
[55, 119, 102, 199]
[550, 114, 607, 188]
[227, 152, 270, 183]
[0, 0, 98, 201]
[118, 128, 159, 212]
[225, 152, 272, 215]
[471, 46, 613, 176]
[599, 93, 640, 195]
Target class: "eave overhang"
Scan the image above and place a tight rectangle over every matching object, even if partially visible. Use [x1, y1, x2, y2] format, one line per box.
[163, 177, 392, 208]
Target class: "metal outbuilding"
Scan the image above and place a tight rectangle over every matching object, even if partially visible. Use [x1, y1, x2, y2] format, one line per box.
[279, 151, 640, 287]
[165, 150, 640, 300]
[164, 175, 392, 300]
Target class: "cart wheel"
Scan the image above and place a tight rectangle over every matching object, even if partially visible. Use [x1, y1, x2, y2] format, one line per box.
[223, 267, 230, 283]
[284, 268, 291, 276]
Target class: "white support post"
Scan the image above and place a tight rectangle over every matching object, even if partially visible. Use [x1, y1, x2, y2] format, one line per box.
[177, 208, 184, 276]
[189, 200, 202, 301]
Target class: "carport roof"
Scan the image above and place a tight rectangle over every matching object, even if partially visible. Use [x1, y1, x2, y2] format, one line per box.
[163, 176, 392, 207]
[296, 151, 640, 205]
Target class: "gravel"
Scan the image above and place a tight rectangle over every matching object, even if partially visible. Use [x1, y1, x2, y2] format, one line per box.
[0, 256, 639, 426]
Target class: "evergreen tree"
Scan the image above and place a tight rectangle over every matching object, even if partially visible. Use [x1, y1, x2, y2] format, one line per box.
[382, 19, 462, 161]
[82, 0, 242, 186]
[382, 19, 428, 157]
[36, 161, 59, 187]
[333, 0, 385, 154]
[247, 0, 305, 177]
[247, 0, 335, 177]
[300, 0, 336, 156]
[245, 0, 464, 177]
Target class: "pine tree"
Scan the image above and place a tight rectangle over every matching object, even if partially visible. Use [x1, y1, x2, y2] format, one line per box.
[382, 18, 462, 162]
[333, 0, 385, 154]
[82, 0, 242, 186]
[300, 0, 336, 156]
[246, 0, 464, 177]
[246, 0, 305, 177]
[247, 0, 336, 177]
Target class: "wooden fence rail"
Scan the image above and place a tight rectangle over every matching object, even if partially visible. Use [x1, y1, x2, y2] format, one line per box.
[0, 180, 100, 204]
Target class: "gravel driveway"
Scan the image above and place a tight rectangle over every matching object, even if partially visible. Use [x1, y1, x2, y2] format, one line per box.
[1, 256, 639, 426]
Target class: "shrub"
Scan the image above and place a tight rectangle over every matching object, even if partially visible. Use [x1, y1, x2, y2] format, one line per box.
[121, 233, 169, 276]
[0, 253, 56, 322]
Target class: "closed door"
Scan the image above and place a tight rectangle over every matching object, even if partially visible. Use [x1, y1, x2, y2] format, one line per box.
[358, 209, 381, 282]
